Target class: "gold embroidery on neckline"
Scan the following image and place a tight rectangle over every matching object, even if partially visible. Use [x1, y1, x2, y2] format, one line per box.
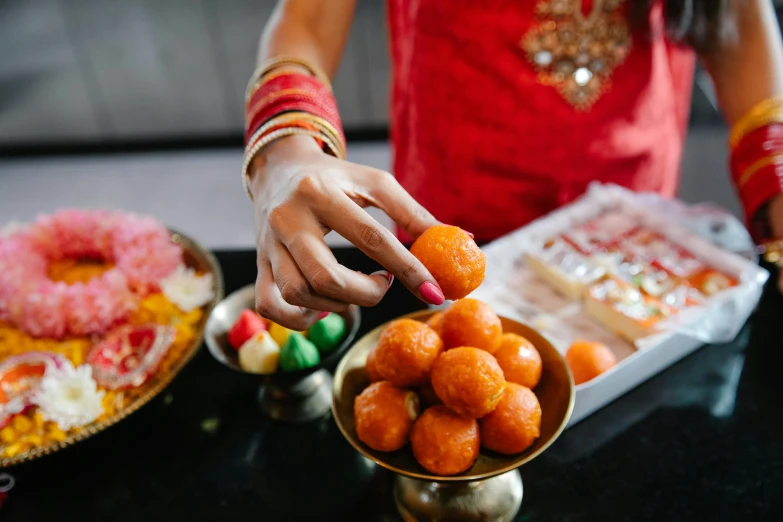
[521, 0, 631, 110]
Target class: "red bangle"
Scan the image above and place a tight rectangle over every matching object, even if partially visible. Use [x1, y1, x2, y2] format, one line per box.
[730, 124, 783, 186]
[730, 123, 783, 234]
[246, 95, 343, 143]
[243, 73, 345, 154]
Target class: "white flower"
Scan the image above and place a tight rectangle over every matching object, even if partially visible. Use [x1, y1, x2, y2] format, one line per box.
[160, 264, 215, 312]
[33, 361, 104, 430]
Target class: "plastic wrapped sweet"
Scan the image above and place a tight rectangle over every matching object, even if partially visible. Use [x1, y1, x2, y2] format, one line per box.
[563, 211, 640, 254]
[584, 278, 675, 343]
[621, 229, 706, 278]
[525, 238, 605, 300]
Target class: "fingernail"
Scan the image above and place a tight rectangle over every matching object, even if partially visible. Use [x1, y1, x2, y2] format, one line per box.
[419, 281, 445, 305]
[317, 311, 329, 320]
[462, 229, 475, 239]
[371, 270, 394, 289]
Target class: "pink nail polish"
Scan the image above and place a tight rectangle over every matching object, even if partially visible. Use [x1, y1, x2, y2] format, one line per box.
[317, 311, 329, 320]
[371, 270, 394, 288]
[419, 281, 445, 305]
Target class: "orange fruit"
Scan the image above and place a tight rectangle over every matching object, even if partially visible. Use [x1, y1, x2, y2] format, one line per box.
[411, 405, 480, 476]
[480, 383, 541, 455]
[354, 381, 420, 452]
[565, 340, 617, 385]
[365, 346, 383, 382]
[375, 319, 444, 387]
[439, 298, 502, 353]
[426, 311, 445, 335]
[410, 225, 486, 300]
[430, 347, 505, 418]
[494, 333, 542, 389]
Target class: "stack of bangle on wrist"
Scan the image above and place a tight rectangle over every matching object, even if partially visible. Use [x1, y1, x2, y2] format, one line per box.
[242, 56, 346, 201]
[729, 97, 783, 242]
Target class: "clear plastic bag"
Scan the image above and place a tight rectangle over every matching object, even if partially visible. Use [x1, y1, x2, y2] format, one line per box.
[472, 183, 769, 348]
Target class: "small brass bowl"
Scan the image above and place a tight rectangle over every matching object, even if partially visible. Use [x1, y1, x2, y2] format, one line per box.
[205, 284, 361, 422]
[332, 310, 575, 482]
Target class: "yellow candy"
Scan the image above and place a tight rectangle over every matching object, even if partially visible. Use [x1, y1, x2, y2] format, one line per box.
[0, 426, 15, 444]
[48, 427, 68, 442]
[4, 442, 27, 458]
[268, 322, 304, 347]
[12, 415, 32, 433]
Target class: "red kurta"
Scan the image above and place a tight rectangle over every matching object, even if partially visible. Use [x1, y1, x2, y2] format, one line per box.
[388, 0, 696, 241]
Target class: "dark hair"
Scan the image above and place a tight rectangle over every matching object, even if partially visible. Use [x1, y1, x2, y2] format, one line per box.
[632, 0, 738, 53]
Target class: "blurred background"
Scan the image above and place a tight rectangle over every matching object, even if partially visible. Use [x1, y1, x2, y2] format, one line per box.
[2, 0, 783, 248]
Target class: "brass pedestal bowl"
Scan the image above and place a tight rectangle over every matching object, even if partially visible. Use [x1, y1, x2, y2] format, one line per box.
[332, 310, 574, 521]
[205, 284, 360, 423]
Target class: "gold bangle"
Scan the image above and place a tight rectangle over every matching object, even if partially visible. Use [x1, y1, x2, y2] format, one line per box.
[245, 56, 331, 103]
[729, 96, 783, 148]
[244, 112, 343, 159]
[242, 127, 340, 202]
[246, 111, 346, 159]
[736, 153, 783, 189]
[760, 238, 783, 267]
[294, 113, 346, 159]
[245, 112, 318, 146]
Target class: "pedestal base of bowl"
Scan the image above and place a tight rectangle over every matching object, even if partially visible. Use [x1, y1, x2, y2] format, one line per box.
[394, 470, 523, 522]
[259, 369, 333, 423]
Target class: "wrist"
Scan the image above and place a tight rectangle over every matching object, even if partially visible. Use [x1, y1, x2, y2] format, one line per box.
[249, 135, 323, 198]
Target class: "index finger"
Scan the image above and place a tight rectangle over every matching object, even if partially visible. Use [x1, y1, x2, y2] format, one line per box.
[317, 193, 445, 305]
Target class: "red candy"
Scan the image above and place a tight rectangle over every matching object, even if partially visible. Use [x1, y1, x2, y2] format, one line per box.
[228, 310, 267, 350]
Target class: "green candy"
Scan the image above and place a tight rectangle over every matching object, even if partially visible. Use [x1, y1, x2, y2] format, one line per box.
[279, 332, 321, 371]
[308, 313, 347, 354]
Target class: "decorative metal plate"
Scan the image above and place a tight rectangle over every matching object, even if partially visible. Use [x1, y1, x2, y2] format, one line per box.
[0, 230, 224, 468]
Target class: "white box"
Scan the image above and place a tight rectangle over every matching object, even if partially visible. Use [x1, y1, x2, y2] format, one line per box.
[471, 184, 768, 426]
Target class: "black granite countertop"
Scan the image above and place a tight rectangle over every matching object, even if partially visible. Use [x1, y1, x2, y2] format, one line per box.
[3, 249, 782, 522]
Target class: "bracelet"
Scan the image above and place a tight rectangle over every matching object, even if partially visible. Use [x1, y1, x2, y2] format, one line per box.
[244, 73, 344, 151]
[244, 112, 343, 159]
[729, 97, 783, 149]
[242, 127, 339, 202]
[760, 238, 783, 267]
[736, 153, 783, 189]
[245, 56, 331, 103]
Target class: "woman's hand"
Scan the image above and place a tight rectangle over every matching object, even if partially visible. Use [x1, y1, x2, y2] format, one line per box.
[249, 135, 444, 330]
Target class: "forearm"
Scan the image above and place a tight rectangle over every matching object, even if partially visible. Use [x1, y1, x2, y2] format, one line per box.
[702, 0, 783, 126]
[258, 0, 356, 78]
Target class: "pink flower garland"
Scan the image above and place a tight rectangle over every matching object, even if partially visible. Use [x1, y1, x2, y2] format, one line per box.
[0, 210, 183, 339]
